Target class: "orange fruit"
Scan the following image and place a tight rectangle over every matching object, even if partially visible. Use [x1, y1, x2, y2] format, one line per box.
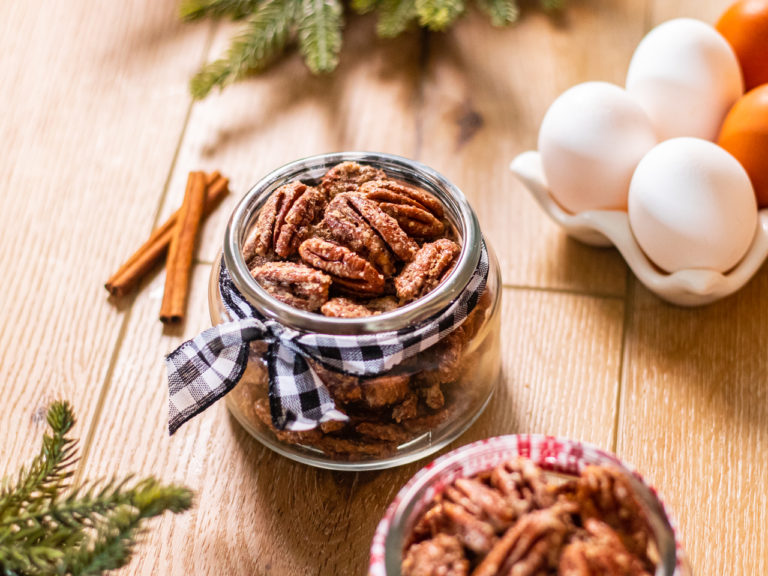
[718, 84, 768, 207]
[717, 0, 768, 91]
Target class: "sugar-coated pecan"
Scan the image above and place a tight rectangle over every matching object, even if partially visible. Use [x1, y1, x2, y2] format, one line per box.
[250, 261, 330, 311]
[379, 202, 445, 238]
[412, 328, 466, 388]
[344, 193, 418, 262]
[575, 466, 653, 570]
[418, 384, 445, 409]
[308, 360, 362, 404]
[360, 374, 412, 408]
[366, 295, 399, 313]
[321, 297, 377, 318]
[320, 161, 387, 199]
[355, 421, 413, 444]
[489, 458, 557, 516]
[323, 193, 396, 275]
[559, 519, 651, 576]
[472, 502, 577, 576]
[392, 393, 419, 422]
[299, 238, 386, 296]
[402, 534, 469, 576]
[396, 239, 461, 303]
[242, 181, 325, 261]
[360, 179, 445, 218]
[421, 501, 497, 555]
[447, 477, 517, 532]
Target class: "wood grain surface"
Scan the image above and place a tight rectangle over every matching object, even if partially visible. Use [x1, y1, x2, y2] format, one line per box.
[2, 0, 763, 575]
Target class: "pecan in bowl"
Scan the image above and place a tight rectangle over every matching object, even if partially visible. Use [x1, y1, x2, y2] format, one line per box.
[213, 153, 502, 470]
[370, 435, 690, 576]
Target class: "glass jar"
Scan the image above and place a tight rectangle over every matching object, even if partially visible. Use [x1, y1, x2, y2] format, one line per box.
[370, 434, 690, 576]
[209, 152, 502, 471]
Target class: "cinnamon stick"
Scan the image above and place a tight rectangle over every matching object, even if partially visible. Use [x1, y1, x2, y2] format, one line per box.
[105, 172, 228, 297]
[159, 171, 207, 323]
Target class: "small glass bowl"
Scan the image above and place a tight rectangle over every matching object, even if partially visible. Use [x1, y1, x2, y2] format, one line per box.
[370, 434, 690, 575]
[209, 152, 502, 471]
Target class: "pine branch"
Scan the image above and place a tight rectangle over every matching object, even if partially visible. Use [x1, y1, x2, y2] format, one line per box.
[539, 0, 563, 10]
[297, 0, 343, 74]
[350, 0, 379, 15]
[0, 401, 77, 521]
[376, 0, 416, 37]
[415, 0, 465, 31]
[180, 0, 261, 20]
[476, 0, 518, 26]
[190, 0, 296, 99]
[0, 401, 193, 576]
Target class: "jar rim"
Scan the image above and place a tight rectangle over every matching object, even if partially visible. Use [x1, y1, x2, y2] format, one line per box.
[370, 434, 685, 576]
[223, 151, 482, 335]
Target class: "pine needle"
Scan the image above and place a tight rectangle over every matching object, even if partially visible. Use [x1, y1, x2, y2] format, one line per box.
[377, 0, 417, 37]
[0, 401, 193, 576]
[476, 0, 518, 26]
[539, 0, 564, 10]
[415, 0, 465, 31]
[190, 0, 296, 98]
[180, 0, 261, 20]
[350, 0, 380, 15]
[297, 0, 343, 74]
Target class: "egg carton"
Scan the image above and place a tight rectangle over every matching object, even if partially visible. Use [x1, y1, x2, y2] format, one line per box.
[511, 150, 768, 306]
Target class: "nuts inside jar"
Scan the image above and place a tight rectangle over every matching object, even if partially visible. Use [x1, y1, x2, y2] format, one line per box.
[402, 458, 659, 576]
[241, 161, 461, 313]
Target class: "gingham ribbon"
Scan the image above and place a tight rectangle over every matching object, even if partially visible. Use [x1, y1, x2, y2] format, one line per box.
[165, 243, 489, 435]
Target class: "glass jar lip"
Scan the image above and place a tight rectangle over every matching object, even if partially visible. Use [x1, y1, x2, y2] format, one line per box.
[369, 434, 687, 576]
[223, 151, 482, 335]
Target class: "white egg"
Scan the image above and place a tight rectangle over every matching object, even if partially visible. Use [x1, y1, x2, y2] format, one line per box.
[538, 82, 657, 214]
[626, 18, 743, 142]
[629, 138, 757, 273]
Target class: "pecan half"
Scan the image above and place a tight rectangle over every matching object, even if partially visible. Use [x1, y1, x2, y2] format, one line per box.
[299, 238, 386, 296]
[402, 534, 469, 576]
[243, 181, 325, 261]
[559, 519, 651, 576]
[360, 179, 445, 218]
[421, 501, 497, 555]
[575, 466, 653, 569]
[473, 502, 576, 576]
[319, 161, 387, 199]
[395, 239, 460, 303]
[359, 374, 411, 408]
[309, 361, 362, 404]
[250, 261, 330, 311]
[344, 193, 418, 262]
[321, 297, 377, 318]
[322, 194, 396, 275]
[489, 458, 557, 516]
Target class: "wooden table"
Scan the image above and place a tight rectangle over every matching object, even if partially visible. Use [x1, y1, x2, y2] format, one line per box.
[2, 0, 766, 574]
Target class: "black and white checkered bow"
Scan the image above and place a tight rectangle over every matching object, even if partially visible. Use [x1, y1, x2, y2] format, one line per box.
[165, 243, 489, 435]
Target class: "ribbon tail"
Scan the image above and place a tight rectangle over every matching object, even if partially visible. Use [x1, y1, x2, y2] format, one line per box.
[267, 341, 349, 432]
[166, 318, 267, 435]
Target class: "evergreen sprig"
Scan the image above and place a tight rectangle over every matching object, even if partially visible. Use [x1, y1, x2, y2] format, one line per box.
[0, 401, 193, 575]
[185, 0, 567, 98]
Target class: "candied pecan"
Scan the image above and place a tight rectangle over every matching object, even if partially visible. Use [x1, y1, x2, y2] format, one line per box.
[490, 458, 557, 515]
[360, 179, 445, 219]
[355, 421, 412, 444]
[319, 161, 387, 199]
[402, 534, 469, 576]
[312, 435, 397, 459]
[422, 501, 497, 555]
[448, 478, 517, 532]
[321, 297, 377, 318]
[308, 360, 362, 404]
[392, 393, 419, 422]
[250, 261, 330, 311]
[559, 519, 651, 576]
[411, 328, 466, 388]
[299, 238, 386, 296]
[366, 295, 399, 313]
[575, 466, 653, 569]
[253, 399, 324, 445]
[418, 384, 445, 409]
[379, 202, 445, 238]
[323, 193, 396, 275]
[472, 502, 577, 576]
[396, 239, 461, 303]
[360, 374, 411, 408]
[344, 193, 418, 262]
[242, 181, 324, 261]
